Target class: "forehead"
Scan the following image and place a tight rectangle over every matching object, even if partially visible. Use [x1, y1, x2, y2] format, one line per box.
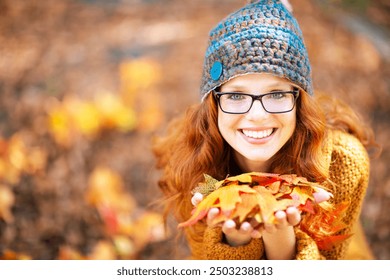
[221, 73, 293, 90]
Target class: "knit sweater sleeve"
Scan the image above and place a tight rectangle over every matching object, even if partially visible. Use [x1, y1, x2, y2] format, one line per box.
[320, 130, 370, 259]
[188, 224, 323, 260]
[201, 226, 323, 259]
[291, 131, 370, 260]
[184, 224, 264, 259]
[203, 227, 265, 259]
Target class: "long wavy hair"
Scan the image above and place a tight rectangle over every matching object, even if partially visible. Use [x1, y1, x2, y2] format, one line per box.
[152, 90, 378, 227]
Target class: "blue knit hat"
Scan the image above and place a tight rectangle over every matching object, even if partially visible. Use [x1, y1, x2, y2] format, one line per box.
[200, 0, 313, 100]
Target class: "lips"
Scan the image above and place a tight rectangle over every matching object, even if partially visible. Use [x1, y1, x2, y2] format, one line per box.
[241, 128, 274, 139]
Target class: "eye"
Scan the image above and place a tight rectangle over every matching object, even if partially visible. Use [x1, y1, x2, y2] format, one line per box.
[226, 93, 245, 100]
[268, 92, 288, 99]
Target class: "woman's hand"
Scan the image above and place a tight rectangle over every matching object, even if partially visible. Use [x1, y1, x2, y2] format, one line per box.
[192, 192, 260, 247]
[207, 207, 261, 247]
[261, 207, 301, 259]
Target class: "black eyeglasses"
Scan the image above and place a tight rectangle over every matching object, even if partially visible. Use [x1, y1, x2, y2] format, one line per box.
[213, 89, 299, 114]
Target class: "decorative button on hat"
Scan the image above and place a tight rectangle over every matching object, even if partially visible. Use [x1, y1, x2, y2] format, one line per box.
[200, 0, 313, 101]
[210, 61, 223, 81]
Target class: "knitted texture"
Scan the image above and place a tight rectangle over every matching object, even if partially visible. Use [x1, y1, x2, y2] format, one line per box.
[200, 0, 313, 100]
[184, 130, 370, 259]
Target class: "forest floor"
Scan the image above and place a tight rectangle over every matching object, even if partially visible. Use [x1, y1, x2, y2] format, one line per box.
[0, 0, 389, 259]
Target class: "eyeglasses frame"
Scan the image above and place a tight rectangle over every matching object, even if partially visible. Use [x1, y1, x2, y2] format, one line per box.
[213, 89, 300, 114]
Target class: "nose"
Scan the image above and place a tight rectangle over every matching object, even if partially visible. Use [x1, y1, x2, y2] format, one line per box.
[245, 100, 268, 120]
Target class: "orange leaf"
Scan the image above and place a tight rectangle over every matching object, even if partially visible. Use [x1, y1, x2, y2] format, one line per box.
[316, 234, 352, 251]
[0, 184, 15, 222]
[178, 184, 256, 228]
[299, 199, 315, 214]
[300, 201, 351, 250]
[252, 187, 281, 223]
[232, 192, 261, 223]
[99, 206, 119, 235]
[289, 186, 315, 205]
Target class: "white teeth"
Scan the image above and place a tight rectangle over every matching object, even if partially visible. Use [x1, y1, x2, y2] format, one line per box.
[242, 129, 273, 139]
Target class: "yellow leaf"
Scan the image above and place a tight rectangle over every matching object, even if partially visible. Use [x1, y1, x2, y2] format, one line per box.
[89, 240, 116, 260]
[113, 236, 136, 259]
[0, 184, 15, 222]
[94, 92, 136, 132]
[48, 107, 72, 146]
[216, 173, 253, 188]
[57, 246, 86, 260]
[129, 212, 167, 249]
[86, 167, 135, 213]
[120, 58, 161, 102]
[8, 135, 27, 171]
[232, 192, 261, 223]
[67, 99, 101, 138]
[178, 184, 256, 228]
[252, 187, 280, 223]
[0, 249, 31, 260]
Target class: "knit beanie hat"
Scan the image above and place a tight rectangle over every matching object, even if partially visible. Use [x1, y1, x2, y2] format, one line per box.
[200, 0, 313, 101]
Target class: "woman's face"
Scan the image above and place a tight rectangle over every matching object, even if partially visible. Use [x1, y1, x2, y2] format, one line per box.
[217, 73, 297, 172]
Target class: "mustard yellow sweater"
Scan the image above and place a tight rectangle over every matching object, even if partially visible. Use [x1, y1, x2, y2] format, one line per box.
[184, 130, 370, 260]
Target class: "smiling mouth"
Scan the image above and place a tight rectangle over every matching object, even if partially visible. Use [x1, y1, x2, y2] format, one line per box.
[241, 128, 275, 139]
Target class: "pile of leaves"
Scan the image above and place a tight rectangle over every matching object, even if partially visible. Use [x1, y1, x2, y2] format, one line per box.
[179, 173, 350, 250]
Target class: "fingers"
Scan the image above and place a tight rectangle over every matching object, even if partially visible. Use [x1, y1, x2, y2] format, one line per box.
[251, 229, 262, 239]
[313, 188, 332, 203]
[222, 220, 257, 247]
[191, 192, 203, 206]
[222, 219, 237, 234]
[206, 207, 220, 225]
[274, 210, 288, 229]
[239, 221, 252, 235]
[264, 207, 301, 233]
[286, 207, 301, 226]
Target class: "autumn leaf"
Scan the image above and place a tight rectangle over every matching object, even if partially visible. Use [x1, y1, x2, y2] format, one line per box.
[0, 185, 15, 222]
[48, 106, 72, 146]
[113, 236, 136, 259]
[127, 212, 166, 249]
[119, 58, 162, 105]
[88, 240, 117, 260]
[47, 89, 137, 146]
[300, 201, 351, 250]
[57, 246, 87, 260]
[232, 192, 263, 223]
[192, 174, 219, 196]
[178, 184, 256, 227]
[94, 91, 136, 132]
[66, 97, 101, 138]
[86, 166, 135, 213]
[0, 249, 31, 260]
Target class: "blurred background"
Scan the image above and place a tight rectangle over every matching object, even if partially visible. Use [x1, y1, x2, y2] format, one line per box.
[0, 0, 389, 260]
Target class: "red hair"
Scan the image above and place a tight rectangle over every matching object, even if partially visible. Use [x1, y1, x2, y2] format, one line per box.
[152, 90, 377, 227]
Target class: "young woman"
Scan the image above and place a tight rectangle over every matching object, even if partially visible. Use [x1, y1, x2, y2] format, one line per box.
[153, 0, 378, 260]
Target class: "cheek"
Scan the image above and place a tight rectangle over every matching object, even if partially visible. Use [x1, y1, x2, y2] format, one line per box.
[217, 109, 229, 133]
[217, 110, 239, 135]
[282, 112, 297, 138]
